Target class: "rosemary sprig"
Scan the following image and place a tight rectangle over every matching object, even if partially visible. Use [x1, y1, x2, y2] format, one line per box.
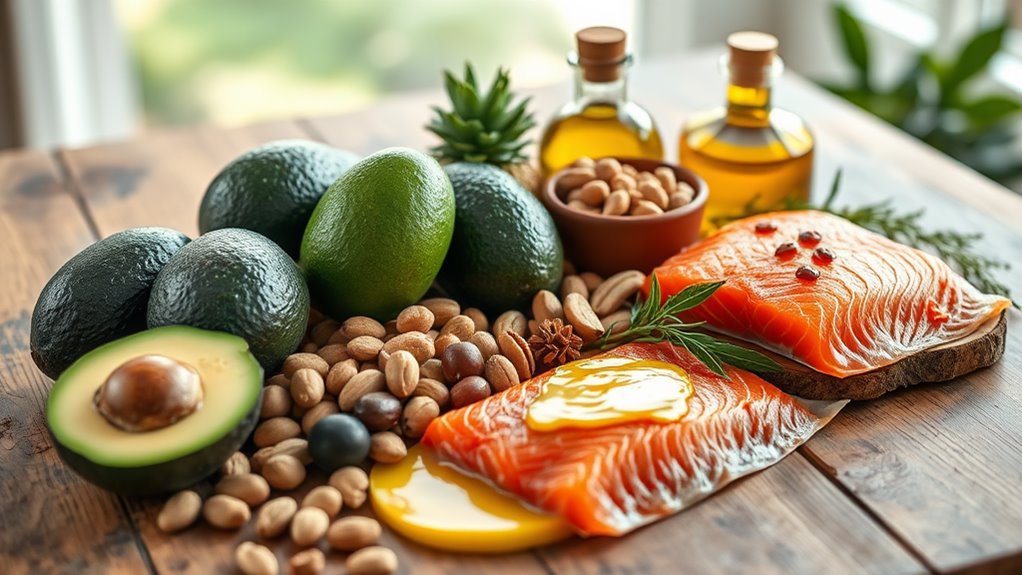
[713, 169, 1013, 301]
[585, 274, 782, 377]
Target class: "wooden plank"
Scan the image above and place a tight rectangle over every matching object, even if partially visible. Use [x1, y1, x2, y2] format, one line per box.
[63, 120, 551, 574]
[540, 453, 924, 575]
[0, 149, 150, 574]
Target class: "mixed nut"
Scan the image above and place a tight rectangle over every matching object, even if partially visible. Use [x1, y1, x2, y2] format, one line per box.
[558, 156, 696, 216]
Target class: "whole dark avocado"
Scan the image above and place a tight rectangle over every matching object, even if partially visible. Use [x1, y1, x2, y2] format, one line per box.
[147, 228, 309, 371]
[30, 227, 190, 379]
[440, 163, 563, 313]
[198, 140, 359, 258]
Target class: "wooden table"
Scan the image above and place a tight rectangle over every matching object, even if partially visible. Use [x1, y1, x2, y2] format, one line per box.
[2, 49, 1020, 575]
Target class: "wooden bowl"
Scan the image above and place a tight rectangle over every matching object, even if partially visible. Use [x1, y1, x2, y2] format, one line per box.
[542, 157, 708, 276]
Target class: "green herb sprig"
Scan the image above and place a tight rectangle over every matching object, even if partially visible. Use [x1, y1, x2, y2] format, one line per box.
[585, 274, 782, 377]
[712, 169, 1013, 301]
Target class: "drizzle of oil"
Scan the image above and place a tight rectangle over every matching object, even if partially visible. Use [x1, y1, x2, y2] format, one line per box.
[526, 357, 694, 432]
[370, 444, 573, 553]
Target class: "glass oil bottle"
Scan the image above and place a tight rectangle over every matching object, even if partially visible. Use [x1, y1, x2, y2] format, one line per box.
[679, 32, 814, 232]
[539, 26, 663, 175]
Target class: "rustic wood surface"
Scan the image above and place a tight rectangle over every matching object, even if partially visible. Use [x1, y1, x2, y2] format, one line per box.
[1, 49, 1020, 574]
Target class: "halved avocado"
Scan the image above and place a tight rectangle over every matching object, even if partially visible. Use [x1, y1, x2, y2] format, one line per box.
[47, 326, 263, 495]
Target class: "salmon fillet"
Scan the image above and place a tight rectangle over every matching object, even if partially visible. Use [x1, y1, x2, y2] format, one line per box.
[651, 211, 1011, 378]
[422, 342, 841, 536]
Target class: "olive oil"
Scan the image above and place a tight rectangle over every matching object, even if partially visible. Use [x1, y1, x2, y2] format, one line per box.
[679, 32, 813, 232]
[540, 27, 663, 175]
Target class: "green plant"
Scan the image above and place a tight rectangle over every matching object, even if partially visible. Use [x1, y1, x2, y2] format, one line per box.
[822, 4, 1022, 182]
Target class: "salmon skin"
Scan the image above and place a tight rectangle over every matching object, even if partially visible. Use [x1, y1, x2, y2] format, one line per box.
[422, 342, 843, 536]
[651, 211, 1011, 378]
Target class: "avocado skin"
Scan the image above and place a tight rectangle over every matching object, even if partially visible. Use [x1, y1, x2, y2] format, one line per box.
[199, 140, 359, 258]
[30, 227, 191, 379]
[439, 163, 563, 313]
[50, 398, 260, 496]
[147, 228, 309, 371]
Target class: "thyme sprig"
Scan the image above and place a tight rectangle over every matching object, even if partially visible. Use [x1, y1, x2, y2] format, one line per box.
[712, 170, 1013, 301]
[585, 274, 782, 377]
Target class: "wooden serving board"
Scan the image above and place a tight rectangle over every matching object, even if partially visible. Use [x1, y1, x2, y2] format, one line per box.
[738, 312, 1009, 401]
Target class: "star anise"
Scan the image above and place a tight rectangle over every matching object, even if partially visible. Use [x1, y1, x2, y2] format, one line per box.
[528, 318, 583, 370]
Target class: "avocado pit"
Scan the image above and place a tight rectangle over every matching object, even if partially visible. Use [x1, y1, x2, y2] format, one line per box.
[93, 354, 204, 432]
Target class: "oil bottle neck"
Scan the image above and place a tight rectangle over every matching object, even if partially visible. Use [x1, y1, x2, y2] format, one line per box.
[575, 74, 628, 105]
[725, 83, 772, 127]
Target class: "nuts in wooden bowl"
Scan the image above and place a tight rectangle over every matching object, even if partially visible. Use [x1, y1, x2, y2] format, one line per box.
[558, 157, 696, 216]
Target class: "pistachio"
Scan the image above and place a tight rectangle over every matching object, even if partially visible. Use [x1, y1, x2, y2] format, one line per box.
[291, 506, 330, 548]
[346, 546, 399, 575]
[235, 541, 278, 575]
[493, 310, 528, 338]
[382, 332, 434, 363]
[202, 494, 250, 529]
[396, 305, 434, 333]
[261, 454, 306, 491]
[401, 396, 439, 439]
[326, 516, 382, 551]
[282, 353, 329, 378]
[255, 496, 298, 539]
[347, 335, 384, 362]
[484, 354, 520, 392]
[338, 369, 386, 411]
[301, 400, 339, 435]
[419, 297, 460, 327]
[291, 368, 325, 408]
[253, 417, 301, 448]
[369, 431, 407, 463]
[341, 316, 386, 340]
[325, 359, 358, 396]
[440, 314, 475, 341]
[260, 385, 292, 419]
[328, 466, 369, 509]
[215, 473, 270, 507]
[157, 490, 201, 533]
[384, 350, 418, 398]
[289, 548, 325, 575]
[221, 451, 251, 476]
[302, 485, 343, 517]
[411, 378, 450, 408]
[532, 290, 564, 322]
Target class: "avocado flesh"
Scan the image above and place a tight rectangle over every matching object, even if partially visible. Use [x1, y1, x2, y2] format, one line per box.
[47, 326, 262, 495]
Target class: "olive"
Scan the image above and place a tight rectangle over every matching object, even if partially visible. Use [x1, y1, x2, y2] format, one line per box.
[352, 391, 402, 432]
[441, 342, 484, 382]
[450, 376, 492, 409]
[308, 414, 370, 472]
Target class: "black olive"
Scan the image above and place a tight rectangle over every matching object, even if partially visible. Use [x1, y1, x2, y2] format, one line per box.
[308, 413, 370, 472]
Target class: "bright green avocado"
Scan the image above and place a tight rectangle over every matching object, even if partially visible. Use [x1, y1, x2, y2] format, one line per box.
[47, 326, 262, 495]
[439, 163, 563, 313]
[300, 147, 455, 320]
[147, 228, 309, 371]
[199, 140, 360, 258]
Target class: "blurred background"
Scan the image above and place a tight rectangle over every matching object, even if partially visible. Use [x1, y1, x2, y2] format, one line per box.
[1, 0, 1020, 188]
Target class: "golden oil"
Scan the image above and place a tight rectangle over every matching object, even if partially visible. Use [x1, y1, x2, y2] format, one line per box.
[679, 32, 814, 232]
[540, 27, 663, 175]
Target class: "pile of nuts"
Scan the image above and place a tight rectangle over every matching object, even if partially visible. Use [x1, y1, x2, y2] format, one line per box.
[557, 156, 696, 216]
[156, 264, 646, 574]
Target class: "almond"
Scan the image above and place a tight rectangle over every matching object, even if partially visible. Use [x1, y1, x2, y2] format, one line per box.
[253, 417, 301, 448]
[463, 308, 489, 332]
[493, 310, 527, 338]
[532, 290, 564, 322]
[261, 454, 306, 491]
[325, 358, 358, 396]
[401, 396, 439, 439]
[560, 275, 589, 301]
[396, 305, 434, 333]
[255, 496, 298, 538]
[316, 344, 348, 366]
[338, 369, 386, 411]
[440, 315, 475, 340]
[215, 473, 270, 507]
[419, 297, 460, 327]
[412, 378, 450, 408]
[341, 316, 386, 339]
[468, 331, 499, 361]
[563, 293, 606, 343]
[347, 335, 384, 362]
[203, 494, 250, 529]
[484, 354, 520, 392]
[283, 353, 329, 378]
[291, 368, 325, 408]
[590, 270, 645, 316]
[580, 271, 603, 291]
[291, 506, 330, 547]
[382, 332, 434, 363]
[327, 516, 382, 551]
[497, 331, 534, 381]
[301, 401, 339, 435]
[302, 485, 343, 518]
[260, 384, 292, 419]
[311, 319, 339, 346]
[369, 431, 407, 463]
[556, 166, 596, 191]
[157, 490, 201, 533]
[384, 350, 418, 398]
[346, 546, 398, 575]
[235, 542, 278, 575]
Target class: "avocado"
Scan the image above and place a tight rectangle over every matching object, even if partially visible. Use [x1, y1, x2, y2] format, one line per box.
[31, 227, 190, 379]
[300, 147, 455, 320]
[47, 326, 263, 495]
[147, 228, 309, 371]
[199, 140, 360, 258]
[439, 163, 563, 313]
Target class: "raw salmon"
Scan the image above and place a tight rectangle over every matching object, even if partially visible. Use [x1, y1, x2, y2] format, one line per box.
[651, 211, 1011, 378]
[422, 342, 842, 536]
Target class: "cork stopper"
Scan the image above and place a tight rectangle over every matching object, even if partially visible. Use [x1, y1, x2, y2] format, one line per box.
[727, 31, 779, 87]
[575, 26, 627, 82]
